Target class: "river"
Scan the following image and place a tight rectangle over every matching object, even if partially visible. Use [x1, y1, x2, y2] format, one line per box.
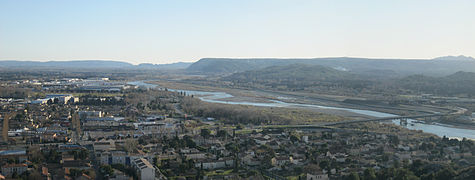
[128, 81, 475, 140]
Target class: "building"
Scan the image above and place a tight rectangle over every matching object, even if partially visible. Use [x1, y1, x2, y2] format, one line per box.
[46, 94, 77, 104]
[132, 158, 155, 180]
[31, 98, 50, 104]
[83, 117, 123, 127]
[78, 111, 102, 119]
[31, 94, 78, 104]
[307, 173, 329, 180]
[194, 158, 235, 170]
[272, 156, 293, 166]
[1, 163, 27, 176]
[0, 150, 27, 164]
[93, 141, 113, 151]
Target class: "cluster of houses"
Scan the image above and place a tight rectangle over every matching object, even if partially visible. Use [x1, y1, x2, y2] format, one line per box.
[1, 77, 474, 180]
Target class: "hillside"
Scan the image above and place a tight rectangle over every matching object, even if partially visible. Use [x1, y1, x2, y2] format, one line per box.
[399, 71, 475, 96]
[186, 58, 293, 73]
[137, 62, 192, 70]
[225, 64, 354, 82]
[187, 56, 475, 77]
[222, 64, 370, 91]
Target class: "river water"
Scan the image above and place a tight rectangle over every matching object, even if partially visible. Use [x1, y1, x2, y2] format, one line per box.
[128, 81, 475, 139]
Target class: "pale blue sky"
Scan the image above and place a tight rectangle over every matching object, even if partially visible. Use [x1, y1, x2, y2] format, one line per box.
[1, 0, 474, 64]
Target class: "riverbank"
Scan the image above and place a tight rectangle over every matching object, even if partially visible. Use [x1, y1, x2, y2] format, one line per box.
[132, 80, 475, 139]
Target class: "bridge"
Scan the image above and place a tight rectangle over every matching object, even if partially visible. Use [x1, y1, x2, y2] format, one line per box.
[262, 113, 448, 129]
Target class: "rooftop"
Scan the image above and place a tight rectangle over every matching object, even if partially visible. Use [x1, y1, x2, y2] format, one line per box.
[0, 150, 26, 156]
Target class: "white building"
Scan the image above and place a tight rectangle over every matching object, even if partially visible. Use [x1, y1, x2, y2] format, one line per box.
[132, 158, 155, 180]
[45, 94, 75, 104]
[31, 94, 78, 104]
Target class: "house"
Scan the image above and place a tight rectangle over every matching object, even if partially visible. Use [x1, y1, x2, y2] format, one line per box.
[83, 117, 122, 127]
[0, 150, 27, 164]
[78, 111, 102, 119]
[271, 156, 293, 166]
[93, 141, 113, 151]
[1, 163, 27, 176]
[132, 158, 155, 180]
[184, 152, 206, 160]
[254, 137, 270, 145]
[111, 151, 127, 165]
[242, 154, 261, 166]
[395, 152, 412, 160]
[195, 158, 235, 170]
[307, 173, 329, 180]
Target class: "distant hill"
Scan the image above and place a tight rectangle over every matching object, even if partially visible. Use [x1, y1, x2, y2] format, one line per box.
[224, 64, 354, 82]
[0, 60, 191, 70]
[137, 62, 192, 70]
[432, 55, 475, 61]
[0, 60, 134, 69]
[187, 56, 475, 77]
[187, 58, 293, 73]
[222, 64, 371, 90]
[399, 71, 475, 96]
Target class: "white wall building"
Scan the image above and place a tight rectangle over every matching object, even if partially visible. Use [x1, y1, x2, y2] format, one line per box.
[132, 158, 155, 180]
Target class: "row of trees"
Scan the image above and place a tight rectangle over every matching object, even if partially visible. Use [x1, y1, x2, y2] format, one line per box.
[0, 87, 30, 98]
[181, 96, 285, 125]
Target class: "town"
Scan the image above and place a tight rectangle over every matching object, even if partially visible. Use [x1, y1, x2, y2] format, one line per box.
[3, 1, 475, 179]
[0, 75, 474, 180]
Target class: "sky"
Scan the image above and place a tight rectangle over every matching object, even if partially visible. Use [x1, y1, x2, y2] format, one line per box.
[0, 0, 474, 64]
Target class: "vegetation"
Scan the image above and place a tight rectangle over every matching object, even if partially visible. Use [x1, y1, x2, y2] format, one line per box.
[224, 64, 371, 91]
[398, 71, 475, 96]
[0, 87, 31, 98]
[181, 96, 345, 125]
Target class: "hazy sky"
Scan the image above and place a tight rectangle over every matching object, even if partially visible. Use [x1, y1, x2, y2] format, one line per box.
[1, 0, 474, 64]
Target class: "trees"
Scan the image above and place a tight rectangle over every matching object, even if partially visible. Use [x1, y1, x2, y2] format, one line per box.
[290, 134, 300, 143]
[183, 135, 197, 148]
[72, 149, 89, 160]
[363, 168, 377, 180]
[389, 135, 400, 146]
[346, 172, 360, 180]
[124, 139, 138, 152]
[433, 167, 456, 180]
[319, 160, 330, 171]
[46, 149, 61, 163]
[200, 128, 211, 139]
[99, 165, 114, 178]
[69, 168, 83, 178]
[217, 130, 228, 138]
[29, 146, 45, 164]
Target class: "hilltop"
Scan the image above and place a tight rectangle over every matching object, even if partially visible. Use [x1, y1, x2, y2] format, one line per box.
[224, 63, 355, 83]
[399, 71, 475, 96]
